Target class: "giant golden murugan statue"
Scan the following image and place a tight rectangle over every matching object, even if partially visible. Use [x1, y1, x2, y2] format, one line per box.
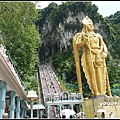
[73, 16, 112, 97]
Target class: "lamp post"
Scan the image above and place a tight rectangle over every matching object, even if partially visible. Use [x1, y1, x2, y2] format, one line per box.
[27, 90, 38, 119]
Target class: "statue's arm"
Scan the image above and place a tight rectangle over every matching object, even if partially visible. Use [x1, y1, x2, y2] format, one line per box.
[98, 34, 104, 54]
[98, 34, 108, 58]
[73, 32, 86, 48]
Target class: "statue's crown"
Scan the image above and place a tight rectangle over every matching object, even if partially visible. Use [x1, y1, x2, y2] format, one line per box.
[82, 16, 93, 25]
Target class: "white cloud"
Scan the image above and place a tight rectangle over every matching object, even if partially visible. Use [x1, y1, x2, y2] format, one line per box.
[92, 1, 120, 17]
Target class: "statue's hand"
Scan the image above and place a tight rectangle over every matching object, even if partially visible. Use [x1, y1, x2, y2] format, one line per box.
[83, 33, 88, 42]
[94, 54, 103, 66]
[101, 52, 107, 59]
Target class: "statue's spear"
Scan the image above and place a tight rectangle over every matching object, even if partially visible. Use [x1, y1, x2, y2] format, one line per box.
[73, 33, 83, 95]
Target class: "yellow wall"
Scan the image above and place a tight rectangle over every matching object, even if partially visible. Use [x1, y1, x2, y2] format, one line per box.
[83, 96, 120, 118]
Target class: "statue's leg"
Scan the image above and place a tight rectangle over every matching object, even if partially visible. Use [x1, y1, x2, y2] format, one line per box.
[82, 51, 98, 96]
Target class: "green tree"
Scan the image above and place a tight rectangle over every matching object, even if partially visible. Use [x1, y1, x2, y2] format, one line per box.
[0, 2, 40, 90]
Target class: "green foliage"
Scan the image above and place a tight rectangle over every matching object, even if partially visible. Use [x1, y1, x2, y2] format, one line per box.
[64, 81, 79, 92]
[101, 17, 120, 60]
[106, 11, 120, 60]
[24, 75, 38, 94]
[36, 2, 59, 29]
[49, 7, 67, 27]
[52, 47, 76, 83]
[111, 84, 120, 96]
[107, 11, 120, 24]
[64, 21, 81, 31]
[37, 1, 100, 31]
[0, 2, 40, 91]
[106, 56, 120, 86]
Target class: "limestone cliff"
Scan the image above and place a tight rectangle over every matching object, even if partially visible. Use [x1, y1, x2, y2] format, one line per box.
[35, 1, 115, 62]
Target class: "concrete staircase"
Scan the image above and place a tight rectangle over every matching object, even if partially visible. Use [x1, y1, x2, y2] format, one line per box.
[38, 62, 63, 118]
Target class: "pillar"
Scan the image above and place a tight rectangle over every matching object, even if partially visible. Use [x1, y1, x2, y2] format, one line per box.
[47, 105, 50, 119]
[0, 80, 7, 118]
[37, 109, 39, 118]
[30, 100, 33, 118]
[7, 91, 16, 118]
[82, 103, 84, 113]
[23, 108, 27, 117]
[15, 96, 20, 118]
[40, 110, 43, 118]
[59, 104, 62, 118]
[71, 104, 74, 110]
[20, 100, 24, 118]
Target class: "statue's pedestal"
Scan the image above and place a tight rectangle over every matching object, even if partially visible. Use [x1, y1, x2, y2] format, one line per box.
[83, 96, 120, 118]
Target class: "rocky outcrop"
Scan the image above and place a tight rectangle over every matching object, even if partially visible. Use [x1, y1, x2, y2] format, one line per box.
[36, 2, 106, 62]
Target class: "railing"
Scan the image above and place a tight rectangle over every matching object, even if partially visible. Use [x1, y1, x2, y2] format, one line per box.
[45, 92, 83, 102]
[0, 44, 25, 89]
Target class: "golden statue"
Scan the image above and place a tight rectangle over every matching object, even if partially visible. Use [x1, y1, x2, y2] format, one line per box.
[73, 16, 112, 97]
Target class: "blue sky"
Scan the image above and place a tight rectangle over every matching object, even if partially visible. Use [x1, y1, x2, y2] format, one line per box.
[33, 1, 120, 17]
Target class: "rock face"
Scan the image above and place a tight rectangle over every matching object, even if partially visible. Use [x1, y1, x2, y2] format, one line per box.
[36, 2, 106, 62]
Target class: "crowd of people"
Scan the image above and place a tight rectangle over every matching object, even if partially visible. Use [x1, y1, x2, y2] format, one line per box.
[60, 111, 114, 119]
[94, 112, 114, 119]
[1, 111, 115, 119]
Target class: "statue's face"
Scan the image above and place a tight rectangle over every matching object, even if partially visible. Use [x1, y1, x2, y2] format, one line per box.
[87, 23, 94, 32]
